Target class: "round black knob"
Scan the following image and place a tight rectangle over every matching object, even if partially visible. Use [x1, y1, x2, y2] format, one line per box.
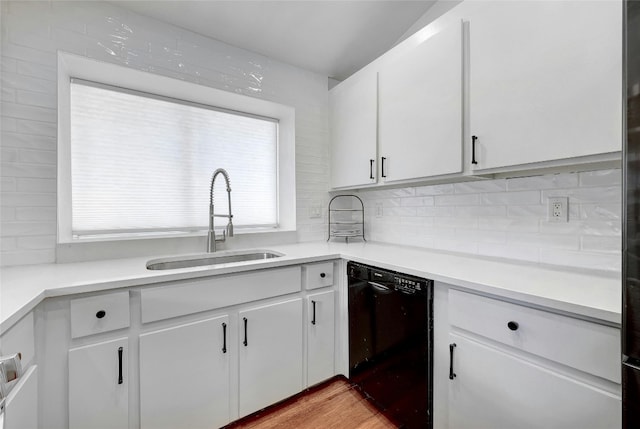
[96, 310, 106, 319]
[320, 273, 326, 278]
[507, 321, 519, 331]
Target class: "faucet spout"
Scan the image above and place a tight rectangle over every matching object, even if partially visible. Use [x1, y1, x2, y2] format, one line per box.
[207, 168, 234, 253]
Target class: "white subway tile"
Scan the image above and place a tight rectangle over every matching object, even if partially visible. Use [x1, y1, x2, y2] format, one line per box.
[2, 87, 16, 103]
[1, 221, 56, 236]
[581, 236, 621, 253]
[2, 117, 17, 132]
[435, 193, 480, 206]
[481, 190, 540, 205]
[0, 249, 55, 266]
[1, 57, 17, 73]
[15, 206, 55, 221]
[18, 149, 56, 165]
[579, 169, 621, 187]
[456, 229, 507, 244]
[579, 220, 621, 237]
[434, 217, 478, 229]
[507, 204, 546, 217]
[416, 183, 454, 196]
[1, 237, 17, 251]
[432, 239, 478, 255]
[539, 249, 620, 272]
[1, 132, 55, 150]
[0, 162, 56, 178]
[1, 43, 57, 67]
[579, 203, 621, 220]
[1, 177, 16, 192]
[1, 71, 55, 94]
[478, 217, 539, 233]
[2, 102, 56, 123]
[16, 177, 55, 193]
[508, 232, 580, 250]
[543, 186, 621, 203]
[454, 178, 506, 194]
[16, 59, 56, 81]
[1, 147, 18, 162]
[416, 206, 455, 217]
[401, 196, 434, 207]
[17, 234, 56, 250]
[16, 90, 56, 109]
[454, 205, 507, 217]
[1, 192, 56, 207]
[1, 207, 16, 221]
[16, 119, 56, 137]
[507, 172, 578, 191]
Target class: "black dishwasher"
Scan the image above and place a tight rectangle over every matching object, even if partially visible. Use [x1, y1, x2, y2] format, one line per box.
[348, 261, 433, 429]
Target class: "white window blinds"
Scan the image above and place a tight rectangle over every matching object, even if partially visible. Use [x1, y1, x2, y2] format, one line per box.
[69, 79, 278, 238]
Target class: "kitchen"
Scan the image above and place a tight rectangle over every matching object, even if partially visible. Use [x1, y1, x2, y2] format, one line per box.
[0, 0, 633, 428]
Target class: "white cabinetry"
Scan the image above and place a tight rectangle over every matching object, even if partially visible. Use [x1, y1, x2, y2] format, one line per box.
[467, 0, 622, 172]
[68, 337, 128, 429]
[329, 70, 378, 189]
[306, 290, 335, 386]
[139, 315, 230, 429]
[447, 289, 621, 429]
[378, 21, 463, 182]
[449, 333, 620, 429]
[239, 298, 303, 417]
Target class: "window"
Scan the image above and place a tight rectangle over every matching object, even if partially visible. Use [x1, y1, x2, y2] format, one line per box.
[58, 52, 296, 243]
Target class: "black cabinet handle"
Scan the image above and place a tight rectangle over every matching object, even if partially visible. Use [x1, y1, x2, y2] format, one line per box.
[96, 310, 106, 319]
[369, 159, 374, 179]
[471, 135, 478, 165]
[311, 300, 317, 325]
[243, 317, 248, 347]
[222, 322, 227, 353]
[320, 272, 326, 278]
[118, 347, 123, 385]
[449, 343, 457, 380]
[507, 321, 519, 331]
[381, 157, 387, 178]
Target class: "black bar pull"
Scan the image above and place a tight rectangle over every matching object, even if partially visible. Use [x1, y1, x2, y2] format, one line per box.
[222, 322, 227, 353]
[381, 157, 387, 178]
[311, 300, 317, 325]
[507, 321, 519, 331]
[243, 317, 248, 347]
[369, 159, 374, 179]
[118, 347, 123, 385]
[449, 343, 457, 380]
[471, 135, 478, 165]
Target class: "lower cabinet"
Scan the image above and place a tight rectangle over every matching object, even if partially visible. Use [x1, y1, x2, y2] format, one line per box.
[139, 315, 230, 429]
[68, 337, 128, 429]
[3, 365, 38, 429]
[239, 298, 303, 417]
[448, 334, 620, 429]
[306, 290, 335, 386]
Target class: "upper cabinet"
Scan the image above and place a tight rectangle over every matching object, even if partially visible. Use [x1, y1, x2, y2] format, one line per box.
[379, 22, 463, 183]
[467, 0, 622, 172]
[330, 70, 378, 189]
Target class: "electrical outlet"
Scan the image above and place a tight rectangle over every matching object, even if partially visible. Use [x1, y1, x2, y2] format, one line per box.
[309, 204, 322, 219]
[375, 202, 383, 218]
[548, 197, 569, 222]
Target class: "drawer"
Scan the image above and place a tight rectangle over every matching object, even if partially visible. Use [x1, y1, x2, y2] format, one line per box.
[304, 262, 334, 290]
[141, 266, 301, 323]
[448, 289, 620, 383]
[70, 291, 130, 339]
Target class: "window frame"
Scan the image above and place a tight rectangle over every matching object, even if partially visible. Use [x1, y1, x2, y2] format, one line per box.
[57, 52, 296, 244]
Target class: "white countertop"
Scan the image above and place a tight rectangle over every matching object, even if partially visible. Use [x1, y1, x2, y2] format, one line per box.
[0, 241, 621, 333]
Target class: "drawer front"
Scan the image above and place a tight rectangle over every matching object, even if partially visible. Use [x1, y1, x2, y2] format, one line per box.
[141, 266, 302, 323]
[304, 262, 334, 290]
[448, 289, 620, 383]
[70, 291, 130, 339]
[1, 312, 35, 368]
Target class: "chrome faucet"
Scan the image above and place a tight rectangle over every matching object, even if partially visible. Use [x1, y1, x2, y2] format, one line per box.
[207, 168, 234, 252]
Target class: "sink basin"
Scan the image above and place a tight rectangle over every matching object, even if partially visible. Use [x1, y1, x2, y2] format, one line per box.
[146, 250, 283, 270]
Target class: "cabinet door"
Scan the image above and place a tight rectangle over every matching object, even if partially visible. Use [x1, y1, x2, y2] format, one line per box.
[139, 315, 230, 429]
[330, 70, 378, 189]
[239, 298, 303, 417]
[69, 337, 128, 429]
[468, 1, 622, 171]
[448, 334, 621, 429]
[307, 290, 335, 386]
[379, 22, 462, 182]
[3, 365, 38, 429]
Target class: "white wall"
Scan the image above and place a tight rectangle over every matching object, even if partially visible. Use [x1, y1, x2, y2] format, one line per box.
[0, 0, 330, 266]
[353, 169, 621, 272]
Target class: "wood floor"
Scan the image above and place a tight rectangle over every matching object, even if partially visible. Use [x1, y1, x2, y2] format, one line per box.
[225, 377, 399, 429]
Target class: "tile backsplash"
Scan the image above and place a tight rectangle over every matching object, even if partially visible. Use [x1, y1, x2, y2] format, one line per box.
[354, 169, 621, 272]
[0, 0, 329, 266]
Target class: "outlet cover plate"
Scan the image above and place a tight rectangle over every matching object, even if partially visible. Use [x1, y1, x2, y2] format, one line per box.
[548, 197, 569, 222]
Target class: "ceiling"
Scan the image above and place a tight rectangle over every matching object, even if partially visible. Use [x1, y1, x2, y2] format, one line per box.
[110, 0, 438, 81]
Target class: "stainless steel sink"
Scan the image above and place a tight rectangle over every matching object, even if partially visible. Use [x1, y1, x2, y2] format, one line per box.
[146, 250, 283, 270]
